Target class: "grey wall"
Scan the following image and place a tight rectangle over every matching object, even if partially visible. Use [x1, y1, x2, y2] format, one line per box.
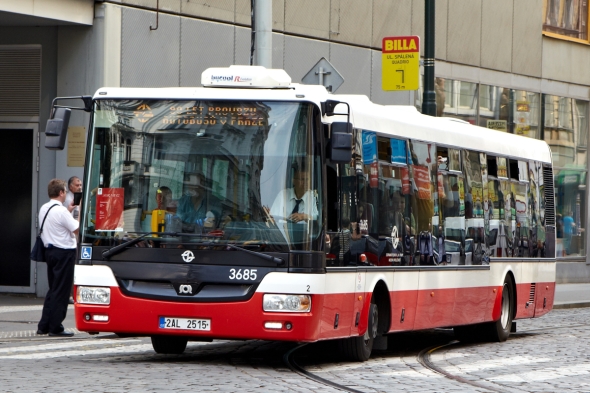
[116, 4, 409, 104]
[106, 0, 590, 101]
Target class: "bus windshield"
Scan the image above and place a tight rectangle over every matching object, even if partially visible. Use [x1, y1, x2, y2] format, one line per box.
[82, 99, 322, 251]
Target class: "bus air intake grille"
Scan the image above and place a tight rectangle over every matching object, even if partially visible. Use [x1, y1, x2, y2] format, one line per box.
[529, 283, 536, 303]
[543, 166, 555, 226]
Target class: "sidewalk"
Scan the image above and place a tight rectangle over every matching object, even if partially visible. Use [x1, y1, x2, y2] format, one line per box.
[553, 283, 590, 309]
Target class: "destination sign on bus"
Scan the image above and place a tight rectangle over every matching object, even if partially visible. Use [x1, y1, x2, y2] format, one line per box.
[163, 105, 266, 127]
[132, 102, 268, 128]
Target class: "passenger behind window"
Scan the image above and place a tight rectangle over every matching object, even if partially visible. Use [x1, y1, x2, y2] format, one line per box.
[329, 217, 352, 266]
[436, 225, 447, 265]
[418, 224, 434, 265]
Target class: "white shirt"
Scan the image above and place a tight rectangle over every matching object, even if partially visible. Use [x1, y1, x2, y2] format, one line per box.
[39, 200, 79, 249]
[270, 188, 318, 222]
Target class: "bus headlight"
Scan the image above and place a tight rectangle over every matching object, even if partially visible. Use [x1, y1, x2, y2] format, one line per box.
[263, 294, 311, 312]
[77, 286, 111, 305]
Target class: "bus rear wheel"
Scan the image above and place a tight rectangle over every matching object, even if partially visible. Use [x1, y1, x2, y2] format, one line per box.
[151, 335, 188, 354]
[339, 302, 378, 362]
[485, 275, 514, 342]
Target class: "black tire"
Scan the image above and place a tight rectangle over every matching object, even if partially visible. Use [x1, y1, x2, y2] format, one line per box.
[486, 275, 514, 342]
[151, 336, 188, 354]
[339, 303, 378, 362]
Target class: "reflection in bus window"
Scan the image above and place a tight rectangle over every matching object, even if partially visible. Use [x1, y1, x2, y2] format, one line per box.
[84, 100, 322, 252]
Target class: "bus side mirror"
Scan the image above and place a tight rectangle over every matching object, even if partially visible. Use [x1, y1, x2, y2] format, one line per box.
[45, 107, 71, 150]
[329, 122, 352, 163]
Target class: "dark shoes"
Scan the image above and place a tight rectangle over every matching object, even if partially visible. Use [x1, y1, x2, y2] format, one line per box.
[48, 331, 74, 337]
[37, 329, 74, 337]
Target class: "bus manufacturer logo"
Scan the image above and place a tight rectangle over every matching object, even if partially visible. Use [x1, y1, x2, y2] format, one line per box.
[173, 283, 197, 296]
[181, 250, 195, 263]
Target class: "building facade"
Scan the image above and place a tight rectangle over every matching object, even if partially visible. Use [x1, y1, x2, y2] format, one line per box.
[0, 0, 588, 295]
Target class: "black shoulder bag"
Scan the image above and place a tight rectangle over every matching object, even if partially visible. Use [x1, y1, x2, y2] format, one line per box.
[30, 204, 59, 262]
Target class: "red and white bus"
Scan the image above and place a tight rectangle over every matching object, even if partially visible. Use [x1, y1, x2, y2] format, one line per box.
[46, 66, 556, 361]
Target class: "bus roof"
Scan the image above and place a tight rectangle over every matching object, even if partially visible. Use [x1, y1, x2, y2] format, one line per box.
[335, 94, 553, 164]
[93, 66, 552, 164]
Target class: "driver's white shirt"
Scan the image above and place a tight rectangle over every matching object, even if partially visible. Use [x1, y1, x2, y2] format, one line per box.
[270, 188, 318, 223]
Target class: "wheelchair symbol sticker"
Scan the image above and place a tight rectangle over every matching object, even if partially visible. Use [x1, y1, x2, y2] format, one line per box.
[81, 246, 92, 259]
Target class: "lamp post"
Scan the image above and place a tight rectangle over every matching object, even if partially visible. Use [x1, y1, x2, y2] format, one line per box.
[422, 0, 436, 117]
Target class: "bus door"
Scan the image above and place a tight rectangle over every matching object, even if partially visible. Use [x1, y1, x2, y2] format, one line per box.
[320, 147, 358, 339]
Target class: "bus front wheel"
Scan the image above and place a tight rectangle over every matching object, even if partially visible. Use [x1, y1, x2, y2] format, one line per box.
[151, 335, 188, 354]
[339, 302, 378, 362]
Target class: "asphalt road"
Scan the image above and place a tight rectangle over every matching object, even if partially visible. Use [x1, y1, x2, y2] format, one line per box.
[0, 283, 589, 392]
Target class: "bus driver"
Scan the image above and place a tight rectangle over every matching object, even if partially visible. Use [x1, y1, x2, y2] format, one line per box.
[264, 166, 318, 225]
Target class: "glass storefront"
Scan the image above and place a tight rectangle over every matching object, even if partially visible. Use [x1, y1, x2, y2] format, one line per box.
[545, 96, 588, 256]
[416, 79, 589, 258]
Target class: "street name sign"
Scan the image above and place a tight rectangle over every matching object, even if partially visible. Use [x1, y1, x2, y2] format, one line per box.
[382, 36, 420, 91]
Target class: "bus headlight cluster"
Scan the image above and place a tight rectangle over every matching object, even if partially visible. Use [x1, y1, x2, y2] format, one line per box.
[263, 294, 311, 312]
[77, 286, 111, 305]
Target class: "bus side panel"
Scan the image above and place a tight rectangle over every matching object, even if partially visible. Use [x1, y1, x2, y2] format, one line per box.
[534, 281, 555, 317]
[452, 286, 492, 325]
[388, 271, 419, 332]
[535, 261, 557, 317]
[515, 282, 535, 319]
[514, 262, 536, 319]
[451, 268, 496, 325]
[318, 272, 357, 339]
[513, 261, 556, 319]
[413, 270, 456, 330]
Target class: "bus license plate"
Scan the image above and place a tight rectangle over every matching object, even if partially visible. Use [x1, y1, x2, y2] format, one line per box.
[159, 317, 211, 331]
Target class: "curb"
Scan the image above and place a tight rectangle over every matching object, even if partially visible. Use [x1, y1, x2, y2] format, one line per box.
[553, 302, 590, 310]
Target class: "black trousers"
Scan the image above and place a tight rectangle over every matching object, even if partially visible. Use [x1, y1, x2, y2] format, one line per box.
[38, 247, 76, 334]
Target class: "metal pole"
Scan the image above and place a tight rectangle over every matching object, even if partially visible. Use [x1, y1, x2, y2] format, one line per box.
[422, 0, 436, 117]
[254, 0, 272, 68]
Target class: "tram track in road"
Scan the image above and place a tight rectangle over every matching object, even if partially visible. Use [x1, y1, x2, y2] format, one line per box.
[284, 343, 366, 393]
[282, 320, 589, 393]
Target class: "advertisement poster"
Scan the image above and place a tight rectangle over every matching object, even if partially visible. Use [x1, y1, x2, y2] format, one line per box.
[369, 162, 379, 188]
[413, 165, 431, 200]
[362, 131, 377, 165]
[390, 138, 407, 164]
[401, 167, 410, 195]
[95, 188, 124, 231]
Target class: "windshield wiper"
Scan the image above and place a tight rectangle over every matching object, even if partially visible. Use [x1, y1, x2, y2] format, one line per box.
[225, 243, 285, 266]
[101, 231, 209, 260]
[101, 232, 284, 266]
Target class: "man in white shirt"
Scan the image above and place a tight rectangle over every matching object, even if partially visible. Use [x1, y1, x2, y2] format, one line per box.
[37, 179, 80, 337]
[63, 176, 82, 219]
[267, 168, 318, 224]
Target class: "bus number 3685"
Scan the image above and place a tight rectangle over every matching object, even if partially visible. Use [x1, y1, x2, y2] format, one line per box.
[229, 269, 257, 280]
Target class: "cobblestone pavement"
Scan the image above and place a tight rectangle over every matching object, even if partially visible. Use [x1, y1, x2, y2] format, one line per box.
[1, 307, 589, 392]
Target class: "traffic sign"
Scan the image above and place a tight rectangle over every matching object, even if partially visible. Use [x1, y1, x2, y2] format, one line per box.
[301, 57, 344, 92]
[382, 36, 420, 91]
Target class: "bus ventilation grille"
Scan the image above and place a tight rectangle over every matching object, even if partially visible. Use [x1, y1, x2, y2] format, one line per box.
[543, 166, 555, 226]
[529, 283, 536, 304]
